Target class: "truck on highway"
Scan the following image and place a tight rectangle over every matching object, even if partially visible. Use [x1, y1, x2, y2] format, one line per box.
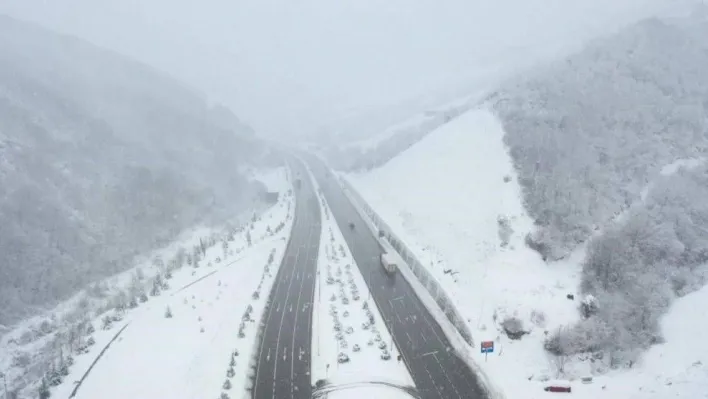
[380, 252, 397, 274]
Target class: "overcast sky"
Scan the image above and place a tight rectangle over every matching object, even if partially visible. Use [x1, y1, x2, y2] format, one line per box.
[0, 0, 672, 138]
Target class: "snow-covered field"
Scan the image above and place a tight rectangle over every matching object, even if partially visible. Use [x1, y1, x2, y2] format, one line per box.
[0, 167, 294, 399]
[308, 169, 413, 394]
[344, 107, 708, 398]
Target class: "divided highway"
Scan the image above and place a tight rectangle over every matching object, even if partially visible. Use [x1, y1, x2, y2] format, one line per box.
[252, 158, 321, 399]
[306, 156, 488, 399]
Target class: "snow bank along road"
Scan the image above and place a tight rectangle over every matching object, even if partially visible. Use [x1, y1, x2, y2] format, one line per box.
[252, 157, 322, 399]
[306, 155, 488, 399]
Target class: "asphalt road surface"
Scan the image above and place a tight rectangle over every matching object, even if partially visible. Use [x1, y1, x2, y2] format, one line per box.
[252, 158, 321, 399]
[306, 156, 488, 399]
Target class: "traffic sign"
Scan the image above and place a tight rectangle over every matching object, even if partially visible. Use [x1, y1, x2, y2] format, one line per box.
[481, 340, 494, 354]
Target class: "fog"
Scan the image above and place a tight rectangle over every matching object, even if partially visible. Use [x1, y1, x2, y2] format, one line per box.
[0, 0, 671, 138]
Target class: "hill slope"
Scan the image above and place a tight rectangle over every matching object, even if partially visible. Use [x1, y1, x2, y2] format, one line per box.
[491, 11, 708, 260]
[0, 15, 264, 325]
[344, 8, 708, 397]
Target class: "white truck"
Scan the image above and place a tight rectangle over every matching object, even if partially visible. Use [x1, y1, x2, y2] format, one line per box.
[380, 252, 397, 274]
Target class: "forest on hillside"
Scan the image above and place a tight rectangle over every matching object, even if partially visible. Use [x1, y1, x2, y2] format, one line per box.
[0, 16, 266, 326]
[492, 9, 708, 365]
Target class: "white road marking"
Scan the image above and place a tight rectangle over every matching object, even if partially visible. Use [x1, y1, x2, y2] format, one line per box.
[271, 207, 305, 398]
[290, 223, 317, 396]
[253, 229, 300, 399]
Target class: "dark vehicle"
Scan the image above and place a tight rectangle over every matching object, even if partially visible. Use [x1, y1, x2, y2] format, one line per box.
[349, 222, 355, 230]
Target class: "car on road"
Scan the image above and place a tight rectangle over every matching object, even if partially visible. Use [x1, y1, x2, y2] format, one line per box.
[338, 352, 350, 364]
[348, 222, 355, 230]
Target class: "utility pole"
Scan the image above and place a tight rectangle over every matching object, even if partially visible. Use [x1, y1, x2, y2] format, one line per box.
[317, 272, 321, 357]
[368, 268, 372, 301]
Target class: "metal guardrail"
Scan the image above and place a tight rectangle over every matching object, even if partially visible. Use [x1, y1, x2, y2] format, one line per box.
[339, 178, 474, 346]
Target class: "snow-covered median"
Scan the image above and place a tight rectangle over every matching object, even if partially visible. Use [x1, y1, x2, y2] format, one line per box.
[308, 169, 413, 394]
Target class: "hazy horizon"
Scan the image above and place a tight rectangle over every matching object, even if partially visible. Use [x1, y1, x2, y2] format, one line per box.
[0, 0, 675, 139]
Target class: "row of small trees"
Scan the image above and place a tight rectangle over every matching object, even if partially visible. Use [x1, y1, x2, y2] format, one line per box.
[24, 202, 284, 398]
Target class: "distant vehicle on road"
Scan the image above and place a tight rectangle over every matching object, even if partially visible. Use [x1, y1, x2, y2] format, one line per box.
[348, 222, 355, 230]
[295, 178, 302, 189]
[381, 252, 397, 274]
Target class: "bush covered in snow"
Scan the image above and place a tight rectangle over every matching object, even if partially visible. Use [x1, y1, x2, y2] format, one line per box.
[501, 316, 526, 340]
[491, 12, 708, 260]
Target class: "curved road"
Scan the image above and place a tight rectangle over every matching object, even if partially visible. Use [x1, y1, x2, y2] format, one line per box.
[306, 155, 488, 399]
[252, 158, 321, 399]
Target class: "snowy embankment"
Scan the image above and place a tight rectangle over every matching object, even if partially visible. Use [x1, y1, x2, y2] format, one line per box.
[343, 107, 708, 398]
[347, 108, 578, 398]
[0, 167, 294, 399]
[307, 167, 413, 395]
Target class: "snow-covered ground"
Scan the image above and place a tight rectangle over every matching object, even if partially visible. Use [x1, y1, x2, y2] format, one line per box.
[0, 167, 293, 399]
[344, 107, 708, 398]
[308, 169, 413, 393]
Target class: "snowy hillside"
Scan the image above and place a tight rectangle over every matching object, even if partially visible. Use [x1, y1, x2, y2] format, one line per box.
[485, 9, 708, 374]
[344, 105, 708, 397]
[0, 168, 293, 399]
[490, 10, 708, 261]
[323, 93, 486, 172]
[346, 108, 581, 397]
[0, 15, 265, 326]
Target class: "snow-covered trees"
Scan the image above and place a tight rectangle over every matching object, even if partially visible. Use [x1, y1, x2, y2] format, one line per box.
[489, 11, 708, 366]
[492, 14, 708, 260]
[550, 161, 708, 365]
[0, 15, 266, 326]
